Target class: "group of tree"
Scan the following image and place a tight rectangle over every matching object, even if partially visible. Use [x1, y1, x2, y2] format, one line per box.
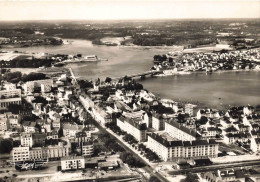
[181, 173, 200, 182]
[78, 80, 93, 89]
[99, 133, 124, 153]
[105, 121, 125, 135]
[0, 138, 13, 154]
[119, 151, 145, 168]
[153, 55, 167, 62]
[7, 100, 33, 115]
[148, 176, 161, 182]
[0, 71, 47, 84]
[123, 134, 138, 145]
[151, 103, 174, 114]
[138, 143, 160, 162]
[4, 57, 56, 68]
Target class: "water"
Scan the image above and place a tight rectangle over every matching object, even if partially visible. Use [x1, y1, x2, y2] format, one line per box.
[4, 39, 260, 107]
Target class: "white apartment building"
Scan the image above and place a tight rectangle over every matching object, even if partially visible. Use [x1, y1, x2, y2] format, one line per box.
[82, 142, 94, 156]
[165, 120, 199, 141]
[152, 113, 165, 131]
[0, 117, 10, 132]
[184, 104, 197, 116]
[61, 156, 85, 171]
[117, 116, 147, 142]
[21, 133, 33, 147]
[147, 133, 219, 162]
[29, 142, 70, 160]
[12, 147, 30, 162]
[0, 89, 21, 110]
[24, 79, 53, 93]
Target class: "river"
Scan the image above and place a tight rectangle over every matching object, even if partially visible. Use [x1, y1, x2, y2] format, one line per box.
[4, 39, 260, 107]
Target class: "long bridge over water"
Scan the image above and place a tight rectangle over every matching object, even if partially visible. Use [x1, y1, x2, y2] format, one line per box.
[115, 70, 163, 80]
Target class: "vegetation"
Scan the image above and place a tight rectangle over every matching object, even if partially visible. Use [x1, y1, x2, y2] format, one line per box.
[148, 176, 161, 182]
[182, 173, 200, 182]
[0, 138, 13, 153]
[0, 71, 47, 83]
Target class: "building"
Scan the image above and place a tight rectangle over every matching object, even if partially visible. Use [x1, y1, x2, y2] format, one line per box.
[151, 113, 165, 131]
[5, 112, 20, 128]
[117, 116, 147, 142]
[184, 104, 197, 116]
[147, 133, 218, 161]
[21, 133, 33, 147]
[61, 156, 85, 171]
[202, 169, 246, 182]
[24, 79, 53, 93]
[42, 142, 70, 160]
[75, 131, 91, 144]
[0, 117, 10, 132]
[23, 121, 37, 133]
[63, 124, 84, 138]
[0, 89, 21, 110]
[29, 147, 43, 160]
[32, 133, 46, 147]
[11, 147, 30, 162]
[165, 120, 200, 141]
[81, 141, 94, 156]
[46, 131, 59, 140]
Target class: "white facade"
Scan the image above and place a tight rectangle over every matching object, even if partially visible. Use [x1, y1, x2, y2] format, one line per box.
[147, 133, 218, 162]
[12, 147, 30, 162]
[117, 117, 147, 142]
[21, 133, 33, 147]
[165, 120, 197, 141]
[0, 89, 21, 110]
[61, 156, 85, 171]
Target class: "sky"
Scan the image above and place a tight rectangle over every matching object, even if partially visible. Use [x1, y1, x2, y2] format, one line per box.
[0, 0, 259, 21]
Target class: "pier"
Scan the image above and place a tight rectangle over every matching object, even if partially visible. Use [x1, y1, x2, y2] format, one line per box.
[69, 67, 78, 84]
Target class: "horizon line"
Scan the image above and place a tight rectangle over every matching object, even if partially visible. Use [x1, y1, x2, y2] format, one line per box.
[0, 17, 259, 22]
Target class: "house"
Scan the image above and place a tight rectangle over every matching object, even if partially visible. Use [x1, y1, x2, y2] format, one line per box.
[23, 121, 37, 133]
[63, 124, 84, 138]
[61, 156, 85, 171]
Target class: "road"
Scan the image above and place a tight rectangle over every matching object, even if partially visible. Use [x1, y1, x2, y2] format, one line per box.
[90, 115, 169, 182]
[169, 159, 260, 175]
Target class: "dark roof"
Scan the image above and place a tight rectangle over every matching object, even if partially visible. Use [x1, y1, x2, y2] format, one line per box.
[119, 116, 147, 130]
[165, 119, 201, 137]
[32, 133, 46, 139]
[255, 138, 260, 144]
[148, 133, 218, 148]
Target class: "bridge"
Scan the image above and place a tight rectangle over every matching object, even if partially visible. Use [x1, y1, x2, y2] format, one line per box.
[116, 70, 163, 80]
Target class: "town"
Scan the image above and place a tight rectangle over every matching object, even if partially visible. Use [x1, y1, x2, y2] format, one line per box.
[152, 49, 260, 74]
[1, 62, 260, 182]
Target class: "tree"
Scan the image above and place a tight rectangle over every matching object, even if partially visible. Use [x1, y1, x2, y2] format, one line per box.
[0, 138, 13, 153]
[105, 77, 112, 83]
[148, 176, 161, 182]
[183, 173, 200, 182]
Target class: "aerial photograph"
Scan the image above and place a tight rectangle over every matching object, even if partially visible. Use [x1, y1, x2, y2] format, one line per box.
[0, 0, 260, 181]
